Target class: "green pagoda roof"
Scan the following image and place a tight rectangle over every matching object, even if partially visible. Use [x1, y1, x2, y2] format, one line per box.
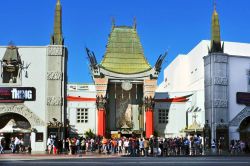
[100, 26, 151, 74]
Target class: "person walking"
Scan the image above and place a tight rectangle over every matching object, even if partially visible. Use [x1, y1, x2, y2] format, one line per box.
[20, 139, 25, 152]
[144, 138, 149, 157]
[47, 136, 53, 154]
[118, 139, 122, 154]
[0, 137, 5, 154]
[139, 138, 144, 156]
[53, 137, 58, 155]
[163, 139, 168, 156]
[76, 138, 80, 154]
[10, 137, 15, 153]
[124, 139, 129, 155]
[211, 139, 216, 155]
[14, 137, 20, 153]
[67, 138, 73, 155]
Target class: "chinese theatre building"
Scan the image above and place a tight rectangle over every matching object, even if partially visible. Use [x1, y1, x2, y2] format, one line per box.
[0, 0, 67, 151]
[87, 20, 166, 138]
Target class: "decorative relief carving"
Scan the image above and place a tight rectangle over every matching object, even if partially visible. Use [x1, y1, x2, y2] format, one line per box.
[213, 77, 228, 85]
[121, 81, 132, 91]
[216, 123, 229, 129]
[47, 96, 62, 106]
[0, 104, 45, 126]
[213, 99, 228, 108]
[96, 95, 107, 109]
[230, 107, 250, 126]
[48, 46, 63, 56]
[48, 118, 63, 128]
[47, 72, 62, 80]
[214, 55, 228, 63]
[204, 56, 211, 66]
[144, 96, 155, 110]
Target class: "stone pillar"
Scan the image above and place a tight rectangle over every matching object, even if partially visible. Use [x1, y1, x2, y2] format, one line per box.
[204, 53, 229, 144]
[144, 96, 154, 138]
[47, 45, 67, 140]
[30, 132, 36, 151]
[96, 95, 107, 137]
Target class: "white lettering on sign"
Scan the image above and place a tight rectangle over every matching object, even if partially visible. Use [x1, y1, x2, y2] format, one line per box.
[11, 88, 32, 100]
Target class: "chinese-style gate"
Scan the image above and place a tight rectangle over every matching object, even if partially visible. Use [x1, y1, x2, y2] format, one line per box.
[87, 20, 166, 138]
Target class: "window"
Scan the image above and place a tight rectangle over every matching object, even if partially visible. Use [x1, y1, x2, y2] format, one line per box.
[35, 133, 43, 142]
[158, 109, 169, 124]
[77, 108, 88, 123]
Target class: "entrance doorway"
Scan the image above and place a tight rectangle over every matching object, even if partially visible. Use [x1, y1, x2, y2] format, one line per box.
[1, 133, 31, 150]
[239, 116, 250, 143]
[0, 113, 31, 150]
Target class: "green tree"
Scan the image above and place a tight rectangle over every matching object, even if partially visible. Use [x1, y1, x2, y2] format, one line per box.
[84, 129, 95, 139]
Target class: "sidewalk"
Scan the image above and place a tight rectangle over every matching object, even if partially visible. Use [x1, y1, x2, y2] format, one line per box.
[0, 151, 122, 160]
[1, 150, 249, 160]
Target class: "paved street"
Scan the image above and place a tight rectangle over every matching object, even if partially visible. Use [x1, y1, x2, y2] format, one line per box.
[1, 156, 250, 166]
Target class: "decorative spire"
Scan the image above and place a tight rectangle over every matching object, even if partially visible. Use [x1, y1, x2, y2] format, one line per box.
[133, 17, 137, 29]
[209, 0, 223, 53]
[213, 0, 216, 11]
[51, 0, 64, 45]
[112, 17, 115, 30]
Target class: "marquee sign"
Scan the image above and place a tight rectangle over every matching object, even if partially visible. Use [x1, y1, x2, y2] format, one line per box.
[0, 87, 36, 103]
[236, 92, 250, 105]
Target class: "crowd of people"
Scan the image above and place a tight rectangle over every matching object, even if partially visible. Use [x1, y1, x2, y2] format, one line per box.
[0, 136, 32, 154]
[229, 139, 249, 154]
[46, 135, 250, 156]
[1, 135, 249, 156]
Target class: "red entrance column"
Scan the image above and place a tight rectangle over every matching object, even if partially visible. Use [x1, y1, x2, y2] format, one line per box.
[146, 108, 154, 138]
[97, 108, 106, 137]
[144, 96, 154, 138]
[96, 95, 107, 137]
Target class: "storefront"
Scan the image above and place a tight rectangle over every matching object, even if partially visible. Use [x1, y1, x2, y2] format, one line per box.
[0, 44, 66, 151]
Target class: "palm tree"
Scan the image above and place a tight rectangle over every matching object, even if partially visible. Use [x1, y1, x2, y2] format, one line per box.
[84, 129, 95, 139]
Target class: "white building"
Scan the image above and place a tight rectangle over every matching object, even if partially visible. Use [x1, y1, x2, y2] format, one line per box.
[156, 7, 250, 147]
[0, 0, 67, 151]
[67, 84, 97, 137]
[156, 39, 250, 136]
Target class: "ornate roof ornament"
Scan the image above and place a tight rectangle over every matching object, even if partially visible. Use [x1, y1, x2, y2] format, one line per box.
[209, 0, 224, 53]
[133, 17, 137, 30]
[112, 17, 115, 30]
[51, 0, 64, 45]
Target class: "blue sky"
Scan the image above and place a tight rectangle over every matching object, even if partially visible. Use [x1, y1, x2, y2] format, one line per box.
[0, 0, 250, 84]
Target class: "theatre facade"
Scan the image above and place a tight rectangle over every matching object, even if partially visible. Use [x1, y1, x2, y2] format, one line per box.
[86, 20, 166, 138]
[2, 0, 250, 152]
[0, 0, 67, 151]
[156, 6, 250, 146]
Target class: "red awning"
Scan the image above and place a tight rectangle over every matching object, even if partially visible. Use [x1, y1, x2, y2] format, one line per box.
[154, 94, 192, 103]
[67, 96, 96, 102]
